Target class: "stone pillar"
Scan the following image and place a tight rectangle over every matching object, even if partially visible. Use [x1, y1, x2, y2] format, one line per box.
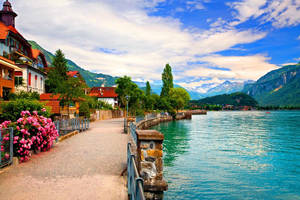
[136, 130, 168, 200]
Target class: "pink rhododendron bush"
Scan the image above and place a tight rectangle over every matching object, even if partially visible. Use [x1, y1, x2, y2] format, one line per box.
[0, 110, 58, 162]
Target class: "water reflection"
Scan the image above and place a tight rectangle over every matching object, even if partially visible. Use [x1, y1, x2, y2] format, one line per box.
[152, 120, 191, 167]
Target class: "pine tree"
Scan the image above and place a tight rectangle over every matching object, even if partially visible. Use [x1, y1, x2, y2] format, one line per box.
[146, 81, 151, 96]
[46, 49, 68, 92]
[160, 64, 173, 97]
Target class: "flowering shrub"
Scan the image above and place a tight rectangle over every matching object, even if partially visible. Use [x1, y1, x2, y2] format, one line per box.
[0, 110, 58, 162]
[0, 127, 12, 164]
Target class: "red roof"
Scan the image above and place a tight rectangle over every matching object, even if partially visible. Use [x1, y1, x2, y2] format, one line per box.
[31, 49, 41, 59]
[67, 71, 79, 77]
[0, 21, 24, 40]
[89, 87, 118, 98]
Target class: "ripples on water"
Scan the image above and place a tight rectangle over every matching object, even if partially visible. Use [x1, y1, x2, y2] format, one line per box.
[152, 111, 300, 200]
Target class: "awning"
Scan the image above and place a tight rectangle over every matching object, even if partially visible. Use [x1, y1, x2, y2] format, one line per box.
[0, 58, 22, 71]
[15, 71, 23, 76]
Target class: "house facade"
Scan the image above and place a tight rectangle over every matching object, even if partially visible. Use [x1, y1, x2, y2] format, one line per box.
[0, 0, 47, 95]
[15, 49, 47, 94]
[89, 87, 118, 108]
[0, 1, 24, 99]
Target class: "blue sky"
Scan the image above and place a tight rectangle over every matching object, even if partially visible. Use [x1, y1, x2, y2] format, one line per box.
[11, 0, 300, 93]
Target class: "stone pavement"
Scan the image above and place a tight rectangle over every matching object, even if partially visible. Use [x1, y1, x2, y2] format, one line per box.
[0, 118, 128, 200]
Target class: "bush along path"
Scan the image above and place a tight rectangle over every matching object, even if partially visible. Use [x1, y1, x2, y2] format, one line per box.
[0, 118, 128, 200]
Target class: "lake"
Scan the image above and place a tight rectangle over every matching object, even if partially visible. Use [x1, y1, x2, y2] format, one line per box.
[152, 111, 300, 200]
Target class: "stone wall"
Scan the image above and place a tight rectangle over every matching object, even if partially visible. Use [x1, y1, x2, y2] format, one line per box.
[90, 110, 123, 121]
[136, 130, 168, 200]
[128, 112, 192, 200]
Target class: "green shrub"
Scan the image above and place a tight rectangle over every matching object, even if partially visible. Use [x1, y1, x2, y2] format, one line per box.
[0, 99, 50, 122]
[79, 102, 90, 118]
[8, 91, 40, 101]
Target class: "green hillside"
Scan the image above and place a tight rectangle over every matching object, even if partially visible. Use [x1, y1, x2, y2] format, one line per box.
[191, 92, 258, 107]
[29, 41, 118, 87]
[243, 63, 300, 106]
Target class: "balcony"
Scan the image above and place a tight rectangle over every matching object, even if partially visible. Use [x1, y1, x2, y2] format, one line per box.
[0, 76, 14, 89]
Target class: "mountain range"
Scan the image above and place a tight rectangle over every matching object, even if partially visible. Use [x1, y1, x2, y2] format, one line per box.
[29, 41, 300, 106]
[29, 40, 229, 99]
[243, 63, 300, 107]
[29, 41, 117, 87]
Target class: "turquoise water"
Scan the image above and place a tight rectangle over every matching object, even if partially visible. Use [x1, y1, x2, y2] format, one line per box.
[152, 111, 300, 200]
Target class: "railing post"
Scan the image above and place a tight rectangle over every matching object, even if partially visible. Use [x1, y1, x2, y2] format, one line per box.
[135, 178, 144, 200]
[0, 129, 2, 166]
[9, 127, 13, 163]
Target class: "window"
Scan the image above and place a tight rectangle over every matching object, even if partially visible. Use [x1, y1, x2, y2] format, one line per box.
[28, 73, 31, 86]
[35, 75, 37, 88]
[40, 77, 43, 89]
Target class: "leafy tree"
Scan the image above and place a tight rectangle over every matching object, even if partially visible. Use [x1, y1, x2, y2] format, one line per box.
[169, 88, 191, 111]
[58, 77, 86, 115]
[79, 101, 90, 118]
[160, 64, 174, 97]
[115, 76, 145, 115]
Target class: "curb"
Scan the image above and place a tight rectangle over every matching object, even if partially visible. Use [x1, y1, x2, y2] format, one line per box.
[58, 130, 79, 142]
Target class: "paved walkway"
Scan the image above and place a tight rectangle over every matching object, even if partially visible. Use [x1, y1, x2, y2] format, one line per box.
[0, 118, 128, 200]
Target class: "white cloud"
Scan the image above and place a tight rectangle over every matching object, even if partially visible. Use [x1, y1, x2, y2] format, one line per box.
[186, 1, 205, 11]
[11, 0, 268, 88]
[184, 54, 278, 80]
[229, 0, 300, 28]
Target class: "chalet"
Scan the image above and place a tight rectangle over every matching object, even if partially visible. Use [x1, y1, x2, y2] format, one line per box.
[89, 87, 118, 107]
[0, 1, 48, 94]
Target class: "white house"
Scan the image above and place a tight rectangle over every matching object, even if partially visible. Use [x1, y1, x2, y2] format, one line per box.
[89, 87, 118, 107]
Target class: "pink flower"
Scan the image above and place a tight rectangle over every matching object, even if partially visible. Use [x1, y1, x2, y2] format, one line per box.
[41, 108, 47, 112]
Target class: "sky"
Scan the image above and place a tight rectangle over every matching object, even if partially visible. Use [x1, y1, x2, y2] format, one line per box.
[10, 0, 300, 93]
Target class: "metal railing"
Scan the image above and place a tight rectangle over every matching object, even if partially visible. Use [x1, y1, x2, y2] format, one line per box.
[127, 143, 146, 200]
[130, 122, 137, 144]
[55, 118, 90, 136]
[135, 116, 145, 123]
[0, 128, 14, 168]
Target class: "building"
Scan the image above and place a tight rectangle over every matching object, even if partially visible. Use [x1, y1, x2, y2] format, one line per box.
[15, 49, 48, 94]
[89, 87, 118, 107]
[0, 0, 47, 95]
[0, 1, 24, 99]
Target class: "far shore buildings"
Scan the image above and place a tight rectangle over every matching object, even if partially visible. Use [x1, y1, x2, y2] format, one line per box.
[0, 0, 47, 98]
[89, 87, 118, 108]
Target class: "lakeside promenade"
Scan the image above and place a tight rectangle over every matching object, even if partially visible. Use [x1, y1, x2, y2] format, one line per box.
[0, 118, 128, 200]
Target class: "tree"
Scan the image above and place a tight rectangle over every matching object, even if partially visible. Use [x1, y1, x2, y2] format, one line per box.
[46, 49, 68, 93]
[45, 49, 87, 116]
[115, 76, 144, 115]
[160, 64, 173, 97]
[169, 88, 191, 112]
[58, 77, 86, 116]
[144, 81, 154, 111]
[146, 81, 151, 96]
